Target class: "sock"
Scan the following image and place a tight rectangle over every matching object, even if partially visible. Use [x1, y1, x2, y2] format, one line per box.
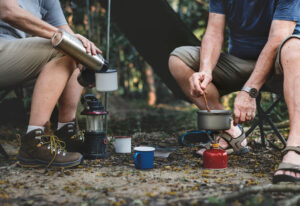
[57, 121, 75, 130]
[27, 125, 45, 134]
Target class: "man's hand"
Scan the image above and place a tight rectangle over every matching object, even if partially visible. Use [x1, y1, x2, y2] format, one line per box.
[189, 71, 212, 97]
[233, 91, 256, 125]
[74, 34, 102, 55]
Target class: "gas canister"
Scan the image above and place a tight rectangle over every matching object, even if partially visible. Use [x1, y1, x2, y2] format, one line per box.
[203, 143, 227, 169]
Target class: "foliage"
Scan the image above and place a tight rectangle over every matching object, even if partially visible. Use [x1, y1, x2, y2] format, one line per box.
[61, 0, 210, 102]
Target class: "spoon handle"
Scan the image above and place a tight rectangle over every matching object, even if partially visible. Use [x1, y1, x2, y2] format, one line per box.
[203, 92, 211, 112]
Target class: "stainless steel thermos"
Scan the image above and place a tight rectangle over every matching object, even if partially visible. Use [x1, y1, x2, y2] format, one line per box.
[51, 29, 118, 91]
[51, 29, 109, 72]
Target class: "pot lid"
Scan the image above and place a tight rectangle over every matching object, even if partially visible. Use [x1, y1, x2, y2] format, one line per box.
[197, 110, 231, 115]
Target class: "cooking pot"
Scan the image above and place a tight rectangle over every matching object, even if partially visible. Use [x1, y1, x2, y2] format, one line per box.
[197, 110, 231, 131]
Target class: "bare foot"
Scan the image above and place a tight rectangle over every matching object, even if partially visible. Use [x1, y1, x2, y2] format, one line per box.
[274, 150, 300, 179]
[196, 124, 247, 156]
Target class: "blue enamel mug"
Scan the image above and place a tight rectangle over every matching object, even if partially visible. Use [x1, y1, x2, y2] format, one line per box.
[133, 146, 155, 169]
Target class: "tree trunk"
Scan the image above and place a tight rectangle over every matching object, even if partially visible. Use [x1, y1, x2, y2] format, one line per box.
[145, 63, 156, 106]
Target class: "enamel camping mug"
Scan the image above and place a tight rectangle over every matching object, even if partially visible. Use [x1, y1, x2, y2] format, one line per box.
[133, 146, 155, 169]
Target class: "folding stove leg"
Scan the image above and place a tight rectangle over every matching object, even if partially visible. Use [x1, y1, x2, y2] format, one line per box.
[256, 94, 267, 147]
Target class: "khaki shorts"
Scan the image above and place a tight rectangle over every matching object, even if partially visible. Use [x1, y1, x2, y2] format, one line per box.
[170, 35, 300, 95]
[0, 37, 63, 89]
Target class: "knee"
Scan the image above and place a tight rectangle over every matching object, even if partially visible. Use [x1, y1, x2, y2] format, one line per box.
[168, 55, 178, 72]
[168, 55, 183, 78]
[55, 55, 77, 73]
[281, 38, 300, 68]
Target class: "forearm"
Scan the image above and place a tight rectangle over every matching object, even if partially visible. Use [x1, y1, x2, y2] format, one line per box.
[0, 3, 57, 38]
[199, 33, 223, 73]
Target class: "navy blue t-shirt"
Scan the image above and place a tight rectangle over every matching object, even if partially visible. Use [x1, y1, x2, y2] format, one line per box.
[209, 0, 300, 59]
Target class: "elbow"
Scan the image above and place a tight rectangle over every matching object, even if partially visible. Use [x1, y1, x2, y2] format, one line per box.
[268, 33, 292, 46]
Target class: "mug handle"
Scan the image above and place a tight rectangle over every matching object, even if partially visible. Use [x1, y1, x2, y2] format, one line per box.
[134, 152, 141, 167]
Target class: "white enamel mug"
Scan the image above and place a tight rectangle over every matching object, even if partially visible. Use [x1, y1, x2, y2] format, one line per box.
[114, 136, 131, 153]
[95, 69, 118, 92]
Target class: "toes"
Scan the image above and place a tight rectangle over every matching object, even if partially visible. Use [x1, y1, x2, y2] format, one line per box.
[218, 138, 229, 149]
[241, 139, 247, 147]
[275, 170, 283, 175]
[297, 173, 300, 178]
[285, 171, 296, 177]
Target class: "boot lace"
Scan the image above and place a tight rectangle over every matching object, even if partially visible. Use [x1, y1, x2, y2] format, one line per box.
[37, 135, 67, 167]
[70, 119, 84, 142]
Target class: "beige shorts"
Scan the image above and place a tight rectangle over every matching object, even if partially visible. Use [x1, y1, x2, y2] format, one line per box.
[170, 35, 300, 95]
[0, 37, 63, 89]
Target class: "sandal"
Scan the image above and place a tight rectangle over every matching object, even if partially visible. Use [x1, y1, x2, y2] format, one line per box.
[273, 146, 300, 184]
[219, 125, 249, 155]
[193, 125, 249, 157]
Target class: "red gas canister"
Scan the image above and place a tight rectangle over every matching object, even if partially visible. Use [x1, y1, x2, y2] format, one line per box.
[203, 143, 227, 169]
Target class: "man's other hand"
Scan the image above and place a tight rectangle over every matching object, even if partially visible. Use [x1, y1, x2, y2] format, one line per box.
[233, 91, 256, 125]
[74, 34, 102, 55]
[189, 71, 212, 97]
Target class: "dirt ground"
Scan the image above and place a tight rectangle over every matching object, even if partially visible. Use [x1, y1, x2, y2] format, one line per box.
[0, 130, 291, 206]
[0, 97, 297, 206]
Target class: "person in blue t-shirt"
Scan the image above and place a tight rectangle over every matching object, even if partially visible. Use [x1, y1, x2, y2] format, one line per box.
[0, 0, 102, 168]
[169, 0, 300, 184]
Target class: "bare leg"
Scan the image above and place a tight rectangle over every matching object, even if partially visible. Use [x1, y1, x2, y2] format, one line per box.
[168, 56, 245, 153]
[29, 56, 77, 126]
[275, 38, 300, 179]
[58, 69, 83, 123]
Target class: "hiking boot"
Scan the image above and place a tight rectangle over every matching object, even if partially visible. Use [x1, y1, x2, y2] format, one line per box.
[54, 123, 84, 153]
[17, 129, 83, 168]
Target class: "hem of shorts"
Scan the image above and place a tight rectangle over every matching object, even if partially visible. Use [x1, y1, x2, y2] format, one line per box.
[277, 34, 300, 72]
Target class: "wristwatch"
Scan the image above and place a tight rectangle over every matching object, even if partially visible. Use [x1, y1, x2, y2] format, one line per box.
[241, 86, 258, 98]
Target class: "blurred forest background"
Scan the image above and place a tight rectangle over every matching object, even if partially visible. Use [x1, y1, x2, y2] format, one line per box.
[61, 0, 210, 105]
[0, 0, 288, 135]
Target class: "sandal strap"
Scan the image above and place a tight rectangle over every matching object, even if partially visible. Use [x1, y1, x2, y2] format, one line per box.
[277, 162, 300, 172]
[282, 146, 300, 156]
[220, 127, 246, 152]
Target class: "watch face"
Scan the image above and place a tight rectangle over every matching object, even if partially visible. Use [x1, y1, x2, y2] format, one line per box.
[249, 88, 258, 98]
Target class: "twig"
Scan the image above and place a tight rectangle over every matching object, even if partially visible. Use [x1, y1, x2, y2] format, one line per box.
[168, 184, 300, 205]
[0, 162, 17, 170]
[221, 184, 300, 201]
[281, 194, 300, 206]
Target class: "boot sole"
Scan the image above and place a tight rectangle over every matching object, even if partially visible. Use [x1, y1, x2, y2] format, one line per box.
[17, 155, 83, 168]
